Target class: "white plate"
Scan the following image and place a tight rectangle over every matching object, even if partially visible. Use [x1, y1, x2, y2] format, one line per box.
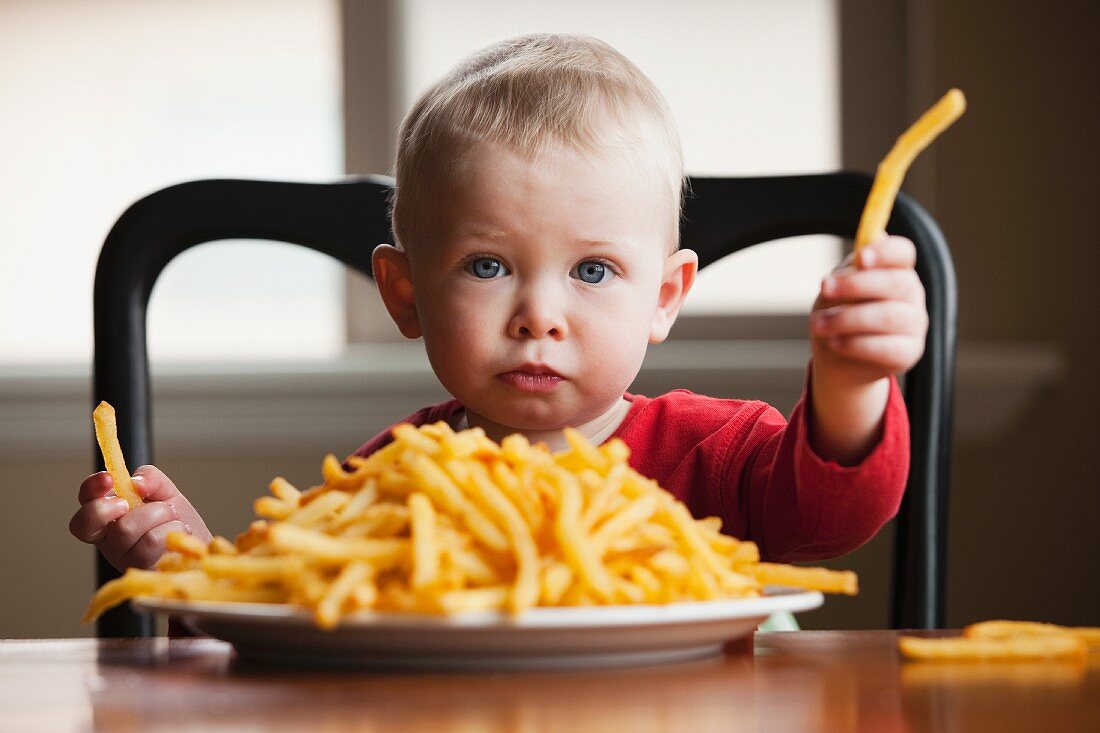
[133, 588, 821, 670]
[135, 589, 818, 669]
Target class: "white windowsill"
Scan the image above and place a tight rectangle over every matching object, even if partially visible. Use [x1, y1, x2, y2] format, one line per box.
[0, 341, 1064, 459]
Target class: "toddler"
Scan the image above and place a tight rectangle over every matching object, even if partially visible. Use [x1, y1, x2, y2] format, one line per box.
[71, 34, 926, 569]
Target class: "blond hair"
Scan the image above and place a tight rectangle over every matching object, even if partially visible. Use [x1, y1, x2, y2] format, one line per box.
[391, 33, 684, 248]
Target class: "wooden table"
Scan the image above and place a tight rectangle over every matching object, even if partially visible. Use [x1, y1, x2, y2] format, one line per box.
[1, 632, 1097, 731]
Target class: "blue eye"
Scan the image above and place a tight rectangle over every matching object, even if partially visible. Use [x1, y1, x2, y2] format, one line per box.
[572, 260, 613, 284]
[466, 257, 508, 279]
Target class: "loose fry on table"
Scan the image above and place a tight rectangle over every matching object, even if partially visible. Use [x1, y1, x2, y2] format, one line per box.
[91, 401, 143, 509]
[964, 620, 1100, 650]
[854, 88, 966, 251]
[898, 634, 1087, 662]
[84, 422, 860, 629]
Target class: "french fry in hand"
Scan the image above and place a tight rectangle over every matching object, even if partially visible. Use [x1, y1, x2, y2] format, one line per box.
[92, 401, 143, 509]
[84, 423, 859, 629]
[854, 88, 966, 251]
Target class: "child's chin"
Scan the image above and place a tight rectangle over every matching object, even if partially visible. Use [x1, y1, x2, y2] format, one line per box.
[481, 403, 574, 433]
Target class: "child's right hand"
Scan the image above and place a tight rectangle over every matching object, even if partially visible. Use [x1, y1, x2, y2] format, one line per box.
[69, 465, 212, 572]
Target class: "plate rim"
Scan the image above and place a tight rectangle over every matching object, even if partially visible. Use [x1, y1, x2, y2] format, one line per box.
[132, 587, 823, 629]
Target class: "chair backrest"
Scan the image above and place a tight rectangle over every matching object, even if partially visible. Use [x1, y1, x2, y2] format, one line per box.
[92, 173, 955, 637]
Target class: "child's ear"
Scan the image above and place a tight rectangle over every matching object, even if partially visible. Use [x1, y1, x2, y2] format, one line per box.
[372, 244, 421, 338]
[649, 248, 698, 344]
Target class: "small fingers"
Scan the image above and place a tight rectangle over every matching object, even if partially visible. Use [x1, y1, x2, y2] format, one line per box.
[78, 472, 114, 506]
[812, 301, 928, 338]
[857, 235, 917, 269]
[822, 268, 925, 303]
[130, 465, 181, 503]
[80, 464, 180, 506]
[820, 334, 926, 373]
[118, 520, 190, 570]
[95, 500, 180, 570]
[69, 496, 130, 544]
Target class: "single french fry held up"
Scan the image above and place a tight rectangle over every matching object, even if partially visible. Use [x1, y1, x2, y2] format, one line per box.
[854, 88, 966, 251]
[92, 401, 143, 509]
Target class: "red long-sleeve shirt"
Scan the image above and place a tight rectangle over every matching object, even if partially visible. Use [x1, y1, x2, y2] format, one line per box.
[349, 377, 909, 562]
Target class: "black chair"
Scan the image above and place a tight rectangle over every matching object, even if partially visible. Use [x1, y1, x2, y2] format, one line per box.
[92, 173, 955, 637]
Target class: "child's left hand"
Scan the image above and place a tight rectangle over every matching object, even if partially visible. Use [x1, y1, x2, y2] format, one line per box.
[810, 235, 928, 386]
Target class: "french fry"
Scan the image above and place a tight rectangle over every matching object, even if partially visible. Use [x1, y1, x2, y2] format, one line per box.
[84, 421, 861, 629]
[165, 530, 208, 560]
[751, 562, 858, 596]
[460, 461, 539, 612]
[899, 634, 1087, 662]
[82, 569, 193, 623]
[581, 463, 628, 531]
[539, 561, 574, 605]
[287, 490, 349, 528]
[254, 495, 294, 520]
[208, 536, 239, 555]
[266, 522, 408, 566]
[444, 542, 502, 587]
[316, 561, 373, 629]
[438, 586, 511, 614]
[591, 493, 658, 551]
[407, 454, 508, 552]
[200, 554, 305, 583]
[333, 480, 379, 528]
[854, 88, 966, 251]
[91, 401, 142, 509]
[268, 477, 302, 505]
[339, 504, 409, 539]
[964, 620, 1100, 651]
[553, 471, 616, 602]
[408, 492, 440, 590]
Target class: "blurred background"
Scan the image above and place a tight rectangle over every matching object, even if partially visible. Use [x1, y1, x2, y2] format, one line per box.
[1, 0, 1096, 637]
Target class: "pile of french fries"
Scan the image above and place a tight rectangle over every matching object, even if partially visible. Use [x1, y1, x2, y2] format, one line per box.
[85, 422, 857, 630]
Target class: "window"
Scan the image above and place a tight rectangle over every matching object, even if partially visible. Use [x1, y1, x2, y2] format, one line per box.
[3, 0, 843, 366]
[0, 0, 343, 363]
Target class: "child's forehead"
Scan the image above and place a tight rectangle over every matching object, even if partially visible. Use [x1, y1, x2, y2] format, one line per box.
[441, 138, 668, 212]
[402, 139, 677, 256]
[457, 133, 660, 177]
[400, 137, 681, 256]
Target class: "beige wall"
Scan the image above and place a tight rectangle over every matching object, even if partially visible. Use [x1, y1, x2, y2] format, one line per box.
[934, 1, 1100, 626]
[843, 0, 1100, 627]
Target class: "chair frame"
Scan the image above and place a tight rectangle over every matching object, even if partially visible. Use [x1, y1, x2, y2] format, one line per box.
[92, 173, 955, 636]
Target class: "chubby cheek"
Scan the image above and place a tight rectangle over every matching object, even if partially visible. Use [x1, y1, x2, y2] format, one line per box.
[418, 289, 497, 386]
[585, 337, 647, 397]
[573, 293, 655, 393]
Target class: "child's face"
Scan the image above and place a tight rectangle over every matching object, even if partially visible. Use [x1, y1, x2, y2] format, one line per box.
[378, 140, 696, 434]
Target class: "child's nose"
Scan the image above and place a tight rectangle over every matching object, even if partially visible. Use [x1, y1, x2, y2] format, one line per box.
[508, 286, 568, 340]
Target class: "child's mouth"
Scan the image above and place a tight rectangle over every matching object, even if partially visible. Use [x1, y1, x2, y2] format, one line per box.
[498, 369, 564, 393]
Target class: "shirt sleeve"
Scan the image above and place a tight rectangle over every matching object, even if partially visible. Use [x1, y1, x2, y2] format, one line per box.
[732, 374, 910, 562]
